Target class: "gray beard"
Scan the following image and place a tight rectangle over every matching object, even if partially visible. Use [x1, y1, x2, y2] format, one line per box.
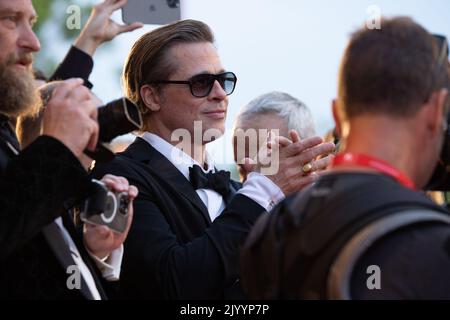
[0, 59, 38, 119]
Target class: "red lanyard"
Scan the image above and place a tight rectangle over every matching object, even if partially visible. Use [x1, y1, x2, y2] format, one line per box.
[332, 153, 416, 190]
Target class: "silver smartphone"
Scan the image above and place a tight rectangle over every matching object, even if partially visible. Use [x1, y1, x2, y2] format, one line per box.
[122, 0, 181, 25]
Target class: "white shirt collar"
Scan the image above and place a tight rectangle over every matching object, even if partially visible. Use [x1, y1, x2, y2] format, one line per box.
[141, 132, 215, 181]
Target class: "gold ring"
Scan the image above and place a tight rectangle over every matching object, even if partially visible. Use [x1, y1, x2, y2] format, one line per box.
[302, 162, 313, 174]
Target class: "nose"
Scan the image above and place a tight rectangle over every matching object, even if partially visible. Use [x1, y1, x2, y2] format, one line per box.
[208, 80, 228, 101]
[18, 24, 41, 53]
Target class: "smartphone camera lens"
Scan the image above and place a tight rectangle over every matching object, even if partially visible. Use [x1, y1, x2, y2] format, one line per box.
[167, 0, 180, 9]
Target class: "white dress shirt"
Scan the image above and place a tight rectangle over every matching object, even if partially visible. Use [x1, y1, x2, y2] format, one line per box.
[141, 133, 285, 221]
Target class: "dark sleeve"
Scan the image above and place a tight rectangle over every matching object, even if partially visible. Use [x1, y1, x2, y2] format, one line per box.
[50, 46, 94, 89]
[91, 161, 265, 299]
[350, 223, 450, 299]
[0, 136, 92, 260]
[131, 195, 264, 300]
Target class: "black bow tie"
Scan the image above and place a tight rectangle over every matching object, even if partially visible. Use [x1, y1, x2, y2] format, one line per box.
[189, 165, 231, 198]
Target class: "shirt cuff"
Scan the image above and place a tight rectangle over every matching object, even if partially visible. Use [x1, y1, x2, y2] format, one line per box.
[89, 245, 123, 281]
[237, 172, 285, 212]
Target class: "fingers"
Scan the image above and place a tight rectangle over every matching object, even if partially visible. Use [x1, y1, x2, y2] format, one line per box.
[296, 141, 335, 166]
[117, 22, 144, 35]
[128, 185, 139, 200]
[43, 79, 100, 158]
[297, 171, 320, 188]
[51, 81, 94, 114]
[124, 198, 134, 235]
[311, 154, 334, 172]
[289, 130, 301, 143]
[97, 0, 126, 12]
[50, 78, 85, 102]
[283, 136, 323, 158]
[90, 92, 103, 107]
[110, 0, 128, 11]
[272, 136, 292, 148]
[85, 121, 99, 152]
[79, 97, 99, 152]
[101, 174, 139, 199]
[84, 223, 110, 239]
[101, 174, 129, 192]
[264, 138, 335, 195]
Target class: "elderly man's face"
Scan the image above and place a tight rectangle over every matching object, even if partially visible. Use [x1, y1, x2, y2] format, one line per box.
[150, 42, 229, 144]
[0, 0, 40, 117]
[233, 112, 288, 182]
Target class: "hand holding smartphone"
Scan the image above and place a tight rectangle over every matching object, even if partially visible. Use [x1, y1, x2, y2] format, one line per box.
[122, 0, 181, 25]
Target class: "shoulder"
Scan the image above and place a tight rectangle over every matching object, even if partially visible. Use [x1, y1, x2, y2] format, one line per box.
[90, 137, 152, 180]
[351, 221, 450, 299]
[91, 153, 138, 179]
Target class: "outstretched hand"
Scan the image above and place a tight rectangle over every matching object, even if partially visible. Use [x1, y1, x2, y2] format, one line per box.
[75, 0, 143, 56]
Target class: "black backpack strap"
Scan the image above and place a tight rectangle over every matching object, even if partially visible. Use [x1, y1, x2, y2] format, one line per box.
[327, 208, 450, 299]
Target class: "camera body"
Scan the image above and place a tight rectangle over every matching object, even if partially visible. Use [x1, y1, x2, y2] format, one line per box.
[39, 82, 143, 162]
[80, 180, 129, 233]
[84, 97, 143, 162]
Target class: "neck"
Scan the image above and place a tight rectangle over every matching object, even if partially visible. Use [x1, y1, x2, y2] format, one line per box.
[339, 115, 426, 187]
[147, 129, 207, 166]
[190, 142, 207, 167]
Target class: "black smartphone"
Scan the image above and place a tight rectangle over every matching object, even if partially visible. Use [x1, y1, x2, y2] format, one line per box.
[122, 0, 181, 25]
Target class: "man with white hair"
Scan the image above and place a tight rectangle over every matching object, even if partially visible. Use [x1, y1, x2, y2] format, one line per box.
[233, 91, 328, 182]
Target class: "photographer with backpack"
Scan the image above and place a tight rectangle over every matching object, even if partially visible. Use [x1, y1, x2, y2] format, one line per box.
[241, 17, 450, 300]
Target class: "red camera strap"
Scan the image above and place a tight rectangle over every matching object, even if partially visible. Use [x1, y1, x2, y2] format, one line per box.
[332, 153, 416, 190]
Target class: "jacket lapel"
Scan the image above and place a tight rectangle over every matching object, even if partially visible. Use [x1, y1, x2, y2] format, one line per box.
[224, 180, 240, 205]
[42, 221, 95, 300]
[60, 211, 108, 300]
[123, 138, 211, 224]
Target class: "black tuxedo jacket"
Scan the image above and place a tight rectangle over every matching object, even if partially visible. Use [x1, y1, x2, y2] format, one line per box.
[91, 137, 266, 299]
[0, 117, 108, 299]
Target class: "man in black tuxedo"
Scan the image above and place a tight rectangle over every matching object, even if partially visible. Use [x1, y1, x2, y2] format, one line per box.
[0, 0, 139, 299]
[92, 19, 335, 299]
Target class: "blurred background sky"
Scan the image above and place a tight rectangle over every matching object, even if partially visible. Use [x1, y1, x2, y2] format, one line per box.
[33, 0, 450, 169]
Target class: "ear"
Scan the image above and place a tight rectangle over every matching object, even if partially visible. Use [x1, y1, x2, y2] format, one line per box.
[426, 88, 449, 136]
[332, 99, 343, 138]
[140, 85, 162, 112]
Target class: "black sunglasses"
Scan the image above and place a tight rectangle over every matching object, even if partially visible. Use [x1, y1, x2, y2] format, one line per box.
[433, 35, 449, 76]
[150, 72, 237, 98]
[423, 35, 449, 102]
[434, 34, 449, 61]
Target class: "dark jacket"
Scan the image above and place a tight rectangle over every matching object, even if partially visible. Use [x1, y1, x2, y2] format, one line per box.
[0, 47, 108, 299]
[92, 137, 266, 299]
